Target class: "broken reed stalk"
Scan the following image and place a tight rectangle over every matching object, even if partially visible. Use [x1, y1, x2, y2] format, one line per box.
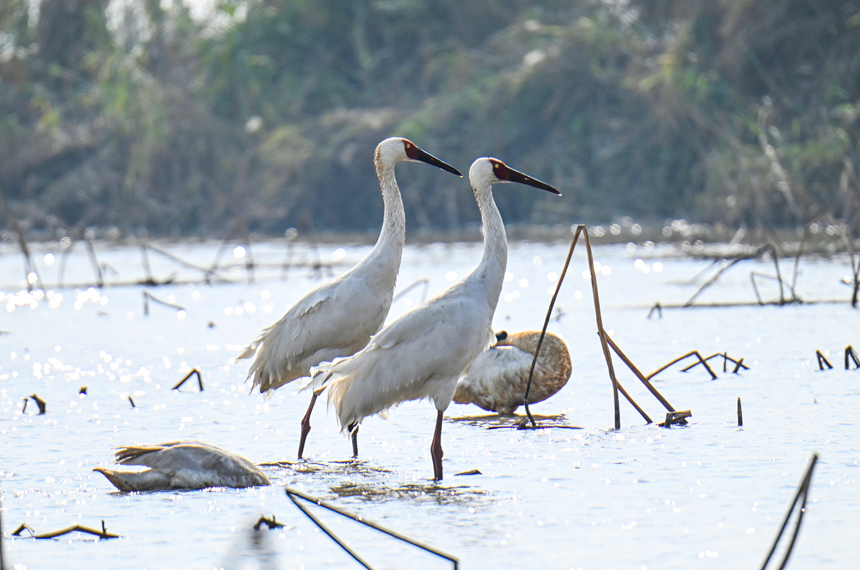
[33, 522, 119, 540]
[286, 487, 459, 569]
[845, 345, 860, 370]
[522, 226, 582, 427]
[680, 353, 745, 375]
[815, 350, 833, 370]
[8, 215, 41, 291]
[30, 394, 46, 414]
[144, 244, 231, 284]
[649, 351, 717, 380]
[173, 369, 204, 391]
[614, 379, 652, 424]
[582, 228, 622, 430]
[392, 278, 430, 304]
[253, 515, 284, 530]
[737, 397, 743, 427]
[760, 453, 818, 570]
[142, 290, 186, 316]
[84, 237, 104, 288]
[604, 334, 676, 412]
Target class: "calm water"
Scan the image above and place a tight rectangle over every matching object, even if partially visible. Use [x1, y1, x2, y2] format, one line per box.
[1, 237, 858, 569]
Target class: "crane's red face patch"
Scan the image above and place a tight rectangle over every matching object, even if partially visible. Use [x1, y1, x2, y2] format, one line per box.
[490, 159, 509, 180]
[403, 139, 419, 159]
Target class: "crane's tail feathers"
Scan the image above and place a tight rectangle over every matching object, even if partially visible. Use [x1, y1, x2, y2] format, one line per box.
[326, 372, 357, 432]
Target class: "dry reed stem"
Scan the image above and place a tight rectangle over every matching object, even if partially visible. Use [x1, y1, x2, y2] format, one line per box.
[648, 351, 718, 380]
[30, 394, 46, 415]
[815, 350, 833, 370]
[845, 345, 860, 370]
[142, 291, 186, 315]
[604, 334, 676, 412]
[760, 453, 818, 570]
[614, 379, 653, 423]
[522, 226, 581, 427]
[583, 228, 622, 430]
[286, 487, 459, 569]
[172, 369, 204, 391]
[21, 521, 120, 539]
[737, 397, 743, 427]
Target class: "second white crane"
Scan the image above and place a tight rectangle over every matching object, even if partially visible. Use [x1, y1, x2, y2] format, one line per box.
[324, 157, 560, 480]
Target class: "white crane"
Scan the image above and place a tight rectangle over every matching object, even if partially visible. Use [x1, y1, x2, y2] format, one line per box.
[324, 157, 560, 480]
[236, 138, 461, 459]
[453, 330, 572, 414]
[93, 441, 269, 491]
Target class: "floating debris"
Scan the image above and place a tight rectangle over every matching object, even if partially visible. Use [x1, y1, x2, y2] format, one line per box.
[12, 520, 119, 540]
[659, 410, 692, 428]
[454, 469, 482, 477]
[253, 514, 285, 531]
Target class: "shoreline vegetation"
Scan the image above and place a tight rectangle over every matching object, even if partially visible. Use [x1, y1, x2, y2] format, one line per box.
[2, 1, 860, 241]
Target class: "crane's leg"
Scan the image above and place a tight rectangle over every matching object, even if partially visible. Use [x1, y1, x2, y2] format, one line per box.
[430, 410, 444, 481]
[347, 422, 360, 457]
[297, 391, 318, 460]
[297, 374, 332, 460]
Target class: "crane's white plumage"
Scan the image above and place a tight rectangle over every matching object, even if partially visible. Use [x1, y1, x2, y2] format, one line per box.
[238, 138, 460, 394]
[93, 440, 269, 491]
[453, 330, 572, 414]
[324, 157, 560, 479]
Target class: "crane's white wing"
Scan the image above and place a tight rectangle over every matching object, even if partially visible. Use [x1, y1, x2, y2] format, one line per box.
[240, 269, 393, 392]
[326, 293, 494, 428]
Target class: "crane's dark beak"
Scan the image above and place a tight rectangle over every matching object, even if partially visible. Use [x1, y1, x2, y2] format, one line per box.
[506, 167, 560, 195]
[413, 148, 462, 177]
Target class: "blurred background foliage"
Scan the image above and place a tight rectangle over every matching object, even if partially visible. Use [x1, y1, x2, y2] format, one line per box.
[1, 0, 860, 238]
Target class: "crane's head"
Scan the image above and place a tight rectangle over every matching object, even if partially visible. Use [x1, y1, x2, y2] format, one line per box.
[376, 137, 462, 176]
[469, 158, 560, 195]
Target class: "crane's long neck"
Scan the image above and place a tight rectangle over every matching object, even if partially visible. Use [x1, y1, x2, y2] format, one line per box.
[367, 155, 406, 268]
[466, 182, 507, 313]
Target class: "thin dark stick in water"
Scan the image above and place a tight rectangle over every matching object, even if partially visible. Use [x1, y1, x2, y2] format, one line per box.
[845, 345, 860, 370]
[759, 453, 818, 570]
[84, 238, 104, 287]
[523, 226, 581, 427]
[286, 487, 459, 569]
[732, 358, 746, 374]
[647, 302, 662, 319]
[737, 397, 743, 427]
[173, 369, 203, 391]
[128, 397, 136, 408]
[21, 398, 28, 414]
[815, 350, 833, 370]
